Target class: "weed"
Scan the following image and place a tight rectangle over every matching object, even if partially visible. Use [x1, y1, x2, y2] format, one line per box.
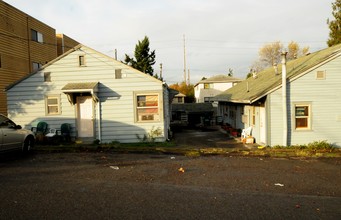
[136, 126, 163, 143]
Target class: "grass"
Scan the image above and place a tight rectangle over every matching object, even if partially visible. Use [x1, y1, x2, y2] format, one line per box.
[34, 140, 341, 158]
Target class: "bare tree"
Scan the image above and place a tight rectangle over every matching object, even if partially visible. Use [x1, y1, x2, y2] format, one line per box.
[250, 41, 310, 73]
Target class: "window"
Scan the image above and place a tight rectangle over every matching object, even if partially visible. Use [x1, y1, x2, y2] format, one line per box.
[44, 72, 51, 82]
[204, 97, 212, 103]
[136, 94, 160, 122]
[294, 104, 311, 130]
[31, 29, 43, 43]
[32, 62, 42, 72]
[204, 83, 211, 89]
[45, 96, 61, 115]
[79, 55, 86, 66]
[316, 71, 326, 80]
[115, 69, 122, 79]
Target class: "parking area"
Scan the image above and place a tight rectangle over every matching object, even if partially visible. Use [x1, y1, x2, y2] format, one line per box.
[172, 126, 249, 149]
[0, 152, 340, 219]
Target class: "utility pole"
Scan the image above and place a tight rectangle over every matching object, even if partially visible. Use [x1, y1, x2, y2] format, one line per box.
[187, 69, 190, 85]
[183, 34, 187, 84]
[160, 63, 163, 80]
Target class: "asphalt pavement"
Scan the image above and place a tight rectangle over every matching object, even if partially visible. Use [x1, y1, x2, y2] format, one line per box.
[0, 152, 340, 219]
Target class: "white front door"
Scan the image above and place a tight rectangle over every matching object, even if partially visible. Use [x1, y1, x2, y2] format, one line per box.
[259, 107, 266, 144]
[77, 96, 94, 137]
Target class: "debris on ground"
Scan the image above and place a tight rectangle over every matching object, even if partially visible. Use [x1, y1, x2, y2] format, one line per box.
[178, 167, 185, 173]
[274, 183, 284, 187]
[110, 166, 119, 170]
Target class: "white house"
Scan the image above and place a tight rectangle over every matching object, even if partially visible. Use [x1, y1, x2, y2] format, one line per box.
[194, 75, 242, 103]
[214, 44, 341, 147]
[6, 44, 171, 143]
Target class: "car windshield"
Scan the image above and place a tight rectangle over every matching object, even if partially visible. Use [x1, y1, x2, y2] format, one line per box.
[0, 115, 16, 128]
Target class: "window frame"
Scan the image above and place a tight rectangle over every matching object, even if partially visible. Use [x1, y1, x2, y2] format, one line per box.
[44, 72, 51, 82]
[32, 62, 42, 72]
[78, 55, 86, 66]
[115, 69, 122, 79]
[31, 29, 43, 43]
[134, 92, 162, 123]
[45, 95, 61, 115]
[293, 102, 312, 131]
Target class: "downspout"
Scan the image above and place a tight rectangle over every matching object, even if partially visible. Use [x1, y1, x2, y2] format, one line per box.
[97, 101, 102, 142]
[281, 52, 288, 146]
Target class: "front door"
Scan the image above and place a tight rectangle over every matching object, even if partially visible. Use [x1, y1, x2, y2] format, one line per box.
[77, 96, 94, 138]
[259, 107, 266, 144]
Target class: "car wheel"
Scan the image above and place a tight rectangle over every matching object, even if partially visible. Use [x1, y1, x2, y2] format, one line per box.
[23, 136, 34, 153]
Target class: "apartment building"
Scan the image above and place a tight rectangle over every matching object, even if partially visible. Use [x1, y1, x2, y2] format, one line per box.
[0, 1, 79, 114]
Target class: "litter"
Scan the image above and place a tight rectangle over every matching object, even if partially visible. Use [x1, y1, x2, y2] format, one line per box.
[110, 166, 119, 170]
[170, 157, 175, 160]
[274, 183, 284, 187]
[178, 167, 185, 173]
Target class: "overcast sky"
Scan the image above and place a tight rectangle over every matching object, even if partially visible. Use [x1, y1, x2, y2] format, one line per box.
[5, 0, 334, 84]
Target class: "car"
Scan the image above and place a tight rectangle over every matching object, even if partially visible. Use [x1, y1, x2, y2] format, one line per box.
[0, 114, 35, 153]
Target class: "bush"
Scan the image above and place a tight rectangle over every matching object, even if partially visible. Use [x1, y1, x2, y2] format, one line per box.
[306, 140, 334, 150]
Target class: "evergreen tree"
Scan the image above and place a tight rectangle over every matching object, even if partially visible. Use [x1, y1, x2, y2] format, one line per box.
[327, 0, 341, 47]
[124, 36, 156, 75]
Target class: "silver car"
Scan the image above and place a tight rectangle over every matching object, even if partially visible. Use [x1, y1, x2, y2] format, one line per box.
[0, 114, 35, 153]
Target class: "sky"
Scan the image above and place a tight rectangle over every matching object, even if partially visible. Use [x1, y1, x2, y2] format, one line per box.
[4, 0, 334, 84]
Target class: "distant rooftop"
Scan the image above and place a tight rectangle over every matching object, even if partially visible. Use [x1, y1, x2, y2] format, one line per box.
[195, 75, 242, 86]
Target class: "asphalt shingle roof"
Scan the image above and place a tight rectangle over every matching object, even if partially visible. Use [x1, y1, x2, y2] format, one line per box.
[214, 44, 341, 104]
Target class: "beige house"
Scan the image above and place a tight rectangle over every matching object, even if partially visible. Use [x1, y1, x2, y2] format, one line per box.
[6, 45, 171, 143]
[194, 75, 242, 103]
[0, 1, 79, 114]
[172, 92, 186, 104]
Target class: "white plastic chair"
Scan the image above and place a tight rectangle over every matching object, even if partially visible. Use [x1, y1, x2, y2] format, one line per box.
[241, 127, 252, 138]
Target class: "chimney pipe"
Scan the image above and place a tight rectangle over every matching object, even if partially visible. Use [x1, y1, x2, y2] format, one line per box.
[281, 51, 288, 146]
[273, 63, 278, 75]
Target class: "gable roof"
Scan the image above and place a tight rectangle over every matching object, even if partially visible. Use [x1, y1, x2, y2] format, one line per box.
[6, 44, 162, 91]
[214, 44, 341, 104]
[195, 75, 242, 87]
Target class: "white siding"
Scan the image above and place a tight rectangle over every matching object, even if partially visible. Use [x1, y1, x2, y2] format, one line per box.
[269, 55, 341, 147]
[7, 46, 167, 143]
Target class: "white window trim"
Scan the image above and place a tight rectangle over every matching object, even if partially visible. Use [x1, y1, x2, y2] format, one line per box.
[45, 95, 61, 115]
[293, 102, 312, 131]
[134, 92, 162, 123]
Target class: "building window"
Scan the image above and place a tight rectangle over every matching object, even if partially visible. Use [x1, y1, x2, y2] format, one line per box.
[294, 104, 311, 130]
[45, 95, 61, 115]
[204, 97, 212, 103]
[31, 29, 43, 43]
[79, 55, 86, 66]
[32, 62, 42, 72]
[115, 69, 122, 79]
[316, 71, 326, 80]
[204, 83, 211, 89]
[44, 72, 51, 82]
[136, 94, 160, 122]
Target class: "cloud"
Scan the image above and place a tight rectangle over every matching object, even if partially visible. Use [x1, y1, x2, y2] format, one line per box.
[5, 0, 333, 84]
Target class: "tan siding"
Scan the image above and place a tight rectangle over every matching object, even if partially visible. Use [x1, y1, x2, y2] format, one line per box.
[0, 1, 78, 115]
